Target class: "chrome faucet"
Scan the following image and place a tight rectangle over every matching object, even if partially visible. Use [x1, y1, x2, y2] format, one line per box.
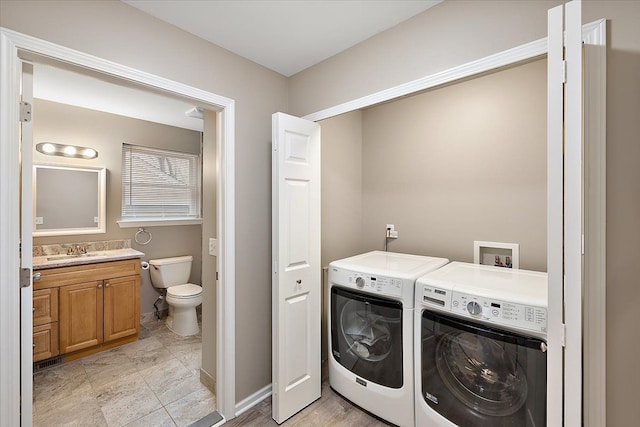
[67, 244, 87, 256]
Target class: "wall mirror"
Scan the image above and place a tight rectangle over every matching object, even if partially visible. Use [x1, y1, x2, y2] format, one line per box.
[33, 163, 106, 236]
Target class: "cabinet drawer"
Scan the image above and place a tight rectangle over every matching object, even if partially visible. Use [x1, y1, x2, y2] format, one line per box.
[33, 323, 59, 362]
[35, 259, 141, 290]
[33, 288, 59, 326]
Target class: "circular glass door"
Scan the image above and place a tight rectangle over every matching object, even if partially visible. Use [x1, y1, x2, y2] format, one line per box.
[435, 331, 528, 416]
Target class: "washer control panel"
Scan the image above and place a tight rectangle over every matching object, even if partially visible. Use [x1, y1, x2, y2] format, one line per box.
[346, 274, 402, 298]
[327, 267, 403, 298]
[420, 285, 547, 334]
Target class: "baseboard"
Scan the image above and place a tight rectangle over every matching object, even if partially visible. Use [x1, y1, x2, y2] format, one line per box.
[234, 383, 272, 416]
[200, 367, 216, 393]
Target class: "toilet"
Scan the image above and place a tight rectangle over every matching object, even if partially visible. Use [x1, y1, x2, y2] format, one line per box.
[148, 255, 202, 336]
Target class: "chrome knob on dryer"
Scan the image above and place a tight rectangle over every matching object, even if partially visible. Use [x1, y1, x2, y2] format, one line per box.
[355, 277, 365, 289]
[467, 301, 483, 316]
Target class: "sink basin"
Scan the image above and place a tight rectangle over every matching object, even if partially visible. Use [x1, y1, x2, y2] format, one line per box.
[46, 252, 108, 261]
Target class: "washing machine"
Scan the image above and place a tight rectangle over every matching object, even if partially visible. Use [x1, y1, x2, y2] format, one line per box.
[414, 262, 548, 427]
[329, 251, 449, 427]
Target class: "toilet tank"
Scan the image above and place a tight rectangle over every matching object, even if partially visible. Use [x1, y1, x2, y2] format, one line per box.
[148, 255, 193, 288]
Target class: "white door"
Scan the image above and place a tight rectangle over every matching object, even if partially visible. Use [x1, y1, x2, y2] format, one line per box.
[547, 1, 583, 425]
[20, 62, 35, 426]
[271, 112, 321, 424]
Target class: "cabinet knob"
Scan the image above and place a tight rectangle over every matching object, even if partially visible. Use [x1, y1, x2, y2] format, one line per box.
[105, 283, 110, 288]
[32, 307, 36, 312]
[97, 284, 103, 288]
[32, 343, 36, 349]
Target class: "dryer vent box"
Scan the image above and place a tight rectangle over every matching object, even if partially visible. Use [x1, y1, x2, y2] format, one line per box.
[474, 241, 519, 269]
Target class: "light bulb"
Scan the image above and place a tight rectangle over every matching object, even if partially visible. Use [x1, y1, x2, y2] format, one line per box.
[83, 148, 97, 158]
[41, 143, 56, 153]
[63, 146, 76, 156]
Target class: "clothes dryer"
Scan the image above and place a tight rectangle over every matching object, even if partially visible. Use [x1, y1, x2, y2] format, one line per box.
[329, 251, 449, 427]
[414, 262, 548, 427]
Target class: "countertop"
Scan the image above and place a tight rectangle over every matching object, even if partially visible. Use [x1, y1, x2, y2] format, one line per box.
[33, 248, 145, 270]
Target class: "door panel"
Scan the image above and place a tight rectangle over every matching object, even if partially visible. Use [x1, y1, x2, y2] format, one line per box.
[20, 61, 35, 424]
[59, 281, 103, 353]
[103, 275, 140, 342]
[272, 112, 321, 424]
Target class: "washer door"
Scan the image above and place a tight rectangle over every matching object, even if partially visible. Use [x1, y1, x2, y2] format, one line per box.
[420, 311, 547, 426]
[436, 331, 528, 416]
[331, 286, 403, 388]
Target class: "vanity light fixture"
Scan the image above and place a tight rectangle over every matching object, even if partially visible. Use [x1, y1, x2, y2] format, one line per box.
[36, 142, 98, 159]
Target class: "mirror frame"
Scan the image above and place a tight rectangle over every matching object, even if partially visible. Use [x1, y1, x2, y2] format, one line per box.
[32, 163, 107, 237]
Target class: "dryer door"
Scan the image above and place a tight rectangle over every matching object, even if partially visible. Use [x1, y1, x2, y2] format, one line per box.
[331, 286, 403, 388]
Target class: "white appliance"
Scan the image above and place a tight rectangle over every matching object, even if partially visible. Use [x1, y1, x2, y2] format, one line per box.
[329, 251, 449, 427]
[414, 262, 548, 426]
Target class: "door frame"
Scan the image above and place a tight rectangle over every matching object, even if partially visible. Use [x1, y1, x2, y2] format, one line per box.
[0, 27, 237, 425]
[302, 19, 606, 425]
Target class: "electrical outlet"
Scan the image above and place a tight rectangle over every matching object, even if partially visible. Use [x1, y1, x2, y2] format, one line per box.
[386, 224, 395, 232]
[35, 217, 43, 225]
[386, 224, 398, 239]
[94, 216, 99, 224]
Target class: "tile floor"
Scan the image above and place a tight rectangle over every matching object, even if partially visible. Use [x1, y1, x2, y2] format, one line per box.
[33, 316, 215, 427]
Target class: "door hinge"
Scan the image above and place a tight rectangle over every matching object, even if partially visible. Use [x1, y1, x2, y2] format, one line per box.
[581, 234, 585, 255]
[216, 271, 219, 281]
[560, 323, 566, 347]
[20, 267, 32, 288]
[19, 101, 32, 122]
[561, 60, 567, 84]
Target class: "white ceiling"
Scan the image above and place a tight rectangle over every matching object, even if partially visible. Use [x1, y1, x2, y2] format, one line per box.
[122, 0, 442, 76]
[34, 1, 443, 132]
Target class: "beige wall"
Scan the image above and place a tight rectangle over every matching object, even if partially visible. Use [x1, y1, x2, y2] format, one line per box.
[201, 109, 217, 385]
[320, 110, 364, 268]
[292, 1, 640, 424]
[1, 0, 288, 401]
[361, 59, 547, 270]
[32, 99, 203, 316]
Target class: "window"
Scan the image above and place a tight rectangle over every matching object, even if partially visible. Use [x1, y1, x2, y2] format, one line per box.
[121, 143, 201, 222]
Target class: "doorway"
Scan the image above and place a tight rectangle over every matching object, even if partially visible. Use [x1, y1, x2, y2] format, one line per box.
[0, 28, 236, 426]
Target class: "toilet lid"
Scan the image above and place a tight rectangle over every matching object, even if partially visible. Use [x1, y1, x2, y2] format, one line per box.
[167, 283, 202, 298]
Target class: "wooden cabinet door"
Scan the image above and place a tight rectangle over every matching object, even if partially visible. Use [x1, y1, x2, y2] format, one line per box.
[59, 281, 103, 353]
[103, 275, 140, 342]
[33, 323, 59, 362]
[33, 288, 58, 326]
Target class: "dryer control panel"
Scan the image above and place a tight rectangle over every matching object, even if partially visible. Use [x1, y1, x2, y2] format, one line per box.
[419, 285, 547, 334]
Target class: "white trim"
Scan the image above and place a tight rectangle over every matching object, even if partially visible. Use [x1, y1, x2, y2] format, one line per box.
[234, 384, 272, 417]
[0, 27, 236, 423]
[564, 2, 583, 424]
[582, 19, 607, 427]
[303, 19, 605, 124]
[117, 219, 204, 228]
[302, 36, 547, 122]
[0, 29, 22, 427]
[546, 6, 564, 426]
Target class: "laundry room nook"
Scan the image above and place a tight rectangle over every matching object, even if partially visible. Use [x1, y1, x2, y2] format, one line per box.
[313, 56, 550, 427]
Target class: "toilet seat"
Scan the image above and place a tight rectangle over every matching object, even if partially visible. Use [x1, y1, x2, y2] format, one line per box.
[167, 283, 202, 298]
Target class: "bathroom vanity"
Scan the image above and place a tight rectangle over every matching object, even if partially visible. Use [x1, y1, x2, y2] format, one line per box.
[32, 248, 143, 362]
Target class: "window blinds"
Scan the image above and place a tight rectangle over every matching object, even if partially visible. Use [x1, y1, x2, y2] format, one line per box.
[121, 143, 201, 220]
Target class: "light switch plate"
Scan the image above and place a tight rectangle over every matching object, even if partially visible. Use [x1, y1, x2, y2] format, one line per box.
[208, 238, 217, 256]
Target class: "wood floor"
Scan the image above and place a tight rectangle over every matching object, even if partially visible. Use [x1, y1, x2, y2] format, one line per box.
[225, 381, 393, 427]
